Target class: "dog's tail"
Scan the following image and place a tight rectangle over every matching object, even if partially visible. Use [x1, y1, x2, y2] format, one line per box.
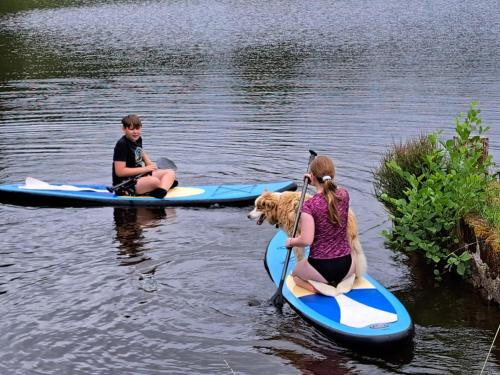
[347, 209, 368, 277]
[351, 235, 367, 277]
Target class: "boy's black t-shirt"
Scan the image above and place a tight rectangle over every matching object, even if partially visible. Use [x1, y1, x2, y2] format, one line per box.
[112, 135, 145, 185]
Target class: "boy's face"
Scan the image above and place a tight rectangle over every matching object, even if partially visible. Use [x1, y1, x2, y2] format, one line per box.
[123, 125, 142, 142]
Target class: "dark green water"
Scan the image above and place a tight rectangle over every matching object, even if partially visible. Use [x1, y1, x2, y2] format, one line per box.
[0, 1, 499, 374]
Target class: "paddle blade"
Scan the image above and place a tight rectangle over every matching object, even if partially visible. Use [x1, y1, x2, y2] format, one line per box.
[269, 290, 284, 310]
[157, 157, 177, 171]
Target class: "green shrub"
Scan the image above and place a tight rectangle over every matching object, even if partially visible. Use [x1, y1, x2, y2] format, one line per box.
[379, 102, 495, 279]
[372, 134, 437, 216]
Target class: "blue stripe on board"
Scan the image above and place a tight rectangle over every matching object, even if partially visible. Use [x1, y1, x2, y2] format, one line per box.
[210, 184, 257, 197]
[300, 294, 341, 323]
[346, 289, 397, 314]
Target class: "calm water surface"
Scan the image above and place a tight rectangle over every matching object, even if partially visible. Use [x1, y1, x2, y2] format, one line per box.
[0, 1, 499, 374]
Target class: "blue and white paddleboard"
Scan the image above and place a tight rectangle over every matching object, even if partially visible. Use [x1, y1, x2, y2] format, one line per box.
[0, 179, 297, 207]
[265, 230, 414, 346]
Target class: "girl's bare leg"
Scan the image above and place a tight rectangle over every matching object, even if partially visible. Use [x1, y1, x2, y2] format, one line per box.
[292, 259, 328, 293]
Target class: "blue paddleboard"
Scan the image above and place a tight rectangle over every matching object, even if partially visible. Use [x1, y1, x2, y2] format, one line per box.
[0, 180, 297, 207]
[265, 230, 414, 347]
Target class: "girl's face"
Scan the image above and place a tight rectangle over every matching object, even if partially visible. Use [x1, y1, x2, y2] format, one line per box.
[123, 125, 142, 142]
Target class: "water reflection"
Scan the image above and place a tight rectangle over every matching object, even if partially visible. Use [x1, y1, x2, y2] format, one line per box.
[113, 206, 177, 258]
[257, 316, 414, 374]
[263, 345, 414, 375]
[113, 207, 176, 291]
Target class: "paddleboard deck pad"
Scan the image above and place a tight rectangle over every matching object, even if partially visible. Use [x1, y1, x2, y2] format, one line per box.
[0, 179, 297, 207]
[265, 230, 414, 347]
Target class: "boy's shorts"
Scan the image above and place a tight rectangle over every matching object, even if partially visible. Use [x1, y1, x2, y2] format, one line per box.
[114, 181, 137, 196]
[113, 179, 178, 197]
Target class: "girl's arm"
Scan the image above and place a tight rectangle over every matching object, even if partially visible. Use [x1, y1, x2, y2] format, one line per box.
[285, 213, 315, 248]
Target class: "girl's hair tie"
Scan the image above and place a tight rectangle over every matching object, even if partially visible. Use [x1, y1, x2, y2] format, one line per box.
[318, 175, 332, 183]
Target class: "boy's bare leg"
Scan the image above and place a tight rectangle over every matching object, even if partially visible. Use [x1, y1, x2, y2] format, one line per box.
[135, 176, 162, 195]
[133, 170, 176, 196]
[153, 170, 176, 190]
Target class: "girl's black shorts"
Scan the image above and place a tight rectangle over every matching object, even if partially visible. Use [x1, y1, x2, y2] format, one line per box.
[308, 253, 352, 286]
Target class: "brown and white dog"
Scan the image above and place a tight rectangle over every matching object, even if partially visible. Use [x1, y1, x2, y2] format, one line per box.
[248, 191, 367, 279]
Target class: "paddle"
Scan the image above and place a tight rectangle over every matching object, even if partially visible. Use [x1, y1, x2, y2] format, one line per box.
[108, 157, 177, 193]
[270, 149, 317, 310]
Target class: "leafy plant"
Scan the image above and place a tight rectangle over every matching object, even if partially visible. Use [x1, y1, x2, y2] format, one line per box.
[379, 102, 494, 278]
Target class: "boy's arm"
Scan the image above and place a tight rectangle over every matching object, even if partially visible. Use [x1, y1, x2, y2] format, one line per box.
[114, 161, 156, 178]
[142, 150, 154, 166]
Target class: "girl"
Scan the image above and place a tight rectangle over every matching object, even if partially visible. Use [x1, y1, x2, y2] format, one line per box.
[285, 155, 356, 293]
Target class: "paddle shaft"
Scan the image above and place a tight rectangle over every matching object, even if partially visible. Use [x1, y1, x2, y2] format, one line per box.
[110, 172, 144, 192]
[271, 150, 317, 309]
[276, 173, 311, 286]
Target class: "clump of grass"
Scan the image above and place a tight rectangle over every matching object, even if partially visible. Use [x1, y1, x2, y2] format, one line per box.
[481, 181, 500, 244]
[372, 133, 437, 216]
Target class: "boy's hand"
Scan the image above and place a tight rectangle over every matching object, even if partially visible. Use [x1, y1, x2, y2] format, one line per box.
[145, 164, 158, 173]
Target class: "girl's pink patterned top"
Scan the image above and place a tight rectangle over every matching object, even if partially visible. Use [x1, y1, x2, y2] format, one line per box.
[301, 188, 351, 259]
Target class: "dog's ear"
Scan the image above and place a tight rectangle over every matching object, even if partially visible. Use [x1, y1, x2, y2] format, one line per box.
[256, 191, 271, 209]
[264, 199, 277, 210]
[258, 192, 277, 210]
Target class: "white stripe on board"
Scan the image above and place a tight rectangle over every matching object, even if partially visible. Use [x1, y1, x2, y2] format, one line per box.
[336, 294, 398, 328]
[21, 177, 109, 193]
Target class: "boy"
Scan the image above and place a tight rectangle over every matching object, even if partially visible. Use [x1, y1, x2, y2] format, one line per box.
[112, 114, 176, 198]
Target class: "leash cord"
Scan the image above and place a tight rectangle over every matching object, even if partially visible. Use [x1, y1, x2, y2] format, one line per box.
[480, 323, 500, 374]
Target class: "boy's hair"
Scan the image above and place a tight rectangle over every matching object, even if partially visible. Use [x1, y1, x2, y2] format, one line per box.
[121, 114, 142, 129]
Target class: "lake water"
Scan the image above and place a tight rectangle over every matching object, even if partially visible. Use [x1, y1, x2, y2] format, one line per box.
[0, 0, 499, 374]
